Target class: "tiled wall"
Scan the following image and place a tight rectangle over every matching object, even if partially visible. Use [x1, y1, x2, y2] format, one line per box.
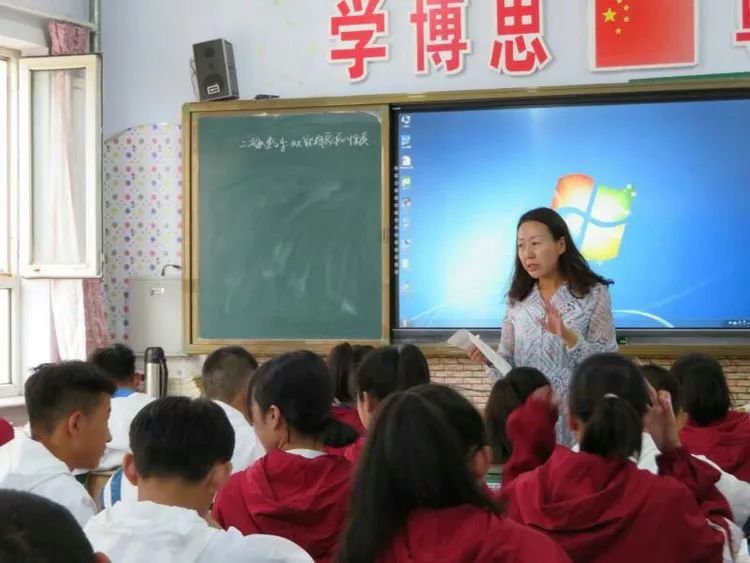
[102, 124, 201, 380]
[103, 123, 183, 345]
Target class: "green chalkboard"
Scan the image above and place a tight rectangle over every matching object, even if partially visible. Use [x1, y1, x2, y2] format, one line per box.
[192, 107, 387, 344]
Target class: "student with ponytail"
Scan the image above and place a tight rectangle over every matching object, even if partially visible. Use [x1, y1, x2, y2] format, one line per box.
[329, 344, 430, 463]
[212, 351, 357, 563]
[337, 385, 571, 563]
[326, 343, 373, 433]
[484, 367, 551, 488]
[499, 353, 733, 563]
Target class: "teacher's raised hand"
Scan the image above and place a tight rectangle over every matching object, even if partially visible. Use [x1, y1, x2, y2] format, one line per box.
[539, 298, 579, 349]
[539, 298, 564, 336]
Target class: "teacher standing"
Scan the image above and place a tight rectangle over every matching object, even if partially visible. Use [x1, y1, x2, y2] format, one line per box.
[469, 207, 618, 445]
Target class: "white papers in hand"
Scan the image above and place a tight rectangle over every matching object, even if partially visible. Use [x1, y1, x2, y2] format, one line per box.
[447, 329, 512, 376]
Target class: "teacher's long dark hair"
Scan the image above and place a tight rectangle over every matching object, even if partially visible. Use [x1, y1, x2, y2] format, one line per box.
[508, 207, 612, 303]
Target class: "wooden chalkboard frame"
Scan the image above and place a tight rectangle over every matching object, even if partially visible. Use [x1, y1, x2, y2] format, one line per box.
[183, 101, 391, 354]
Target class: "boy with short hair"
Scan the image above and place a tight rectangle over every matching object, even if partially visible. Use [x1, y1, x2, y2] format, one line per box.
[85, 397, 312, 563]
[0, 361, 115, 526]
[102, 346, 264, 507]
[201, 346, 264, 471]
[89, 343, 154, 470]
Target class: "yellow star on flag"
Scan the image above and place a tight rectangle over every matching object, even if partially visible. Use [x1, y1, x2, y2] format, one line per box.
[603, 8, 617, 22]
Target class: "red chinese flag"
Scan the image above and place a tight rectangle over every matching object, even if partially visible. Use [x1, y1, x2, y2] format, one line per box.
[593, 0, 696, 70]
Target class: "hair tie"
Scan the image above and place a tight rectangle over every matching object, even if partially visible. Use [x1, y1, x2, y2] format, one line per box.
[603, 393, 619, 400]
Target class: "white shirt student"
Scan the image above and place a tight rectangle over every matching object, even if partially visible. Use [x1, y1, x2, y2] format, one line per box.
[84, 500, 312, 563]
[98, 387, 154, 470]
[0, 362, 116, 527]
[101, 400, 263, 508]
[0, 432, 97, 527]
[201, 346, 266, 471]
[213, 398, 265, 472]
[89, 344, 155, 470]
[89, 396, 312, 563]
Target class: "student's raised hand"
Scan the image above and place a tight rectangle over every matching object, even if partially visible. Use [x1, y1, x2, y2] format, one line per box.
[644, 382, 681, 454]
[467, 344, 488, 365]
[530, 385, 559, 412]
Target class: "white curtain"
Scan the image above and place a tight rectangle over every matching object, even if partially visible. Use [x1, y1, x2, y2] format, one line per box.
[33, 22, 108, 361]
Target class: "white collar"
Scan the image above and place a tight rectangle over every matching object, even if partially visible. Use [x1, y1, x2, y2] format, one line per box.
[285, 448, 326, 459]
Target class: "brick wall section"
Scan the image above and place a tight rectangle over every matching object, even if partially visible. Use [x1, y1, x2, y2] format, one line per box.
[427, 356, 750, 412]
[715, 358, 750, 405]
[428, 358, 492, 410]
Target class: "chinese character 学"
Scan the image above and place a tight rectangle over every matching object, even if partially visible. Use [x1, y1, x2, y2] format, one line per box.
[330, 0, 390, 82]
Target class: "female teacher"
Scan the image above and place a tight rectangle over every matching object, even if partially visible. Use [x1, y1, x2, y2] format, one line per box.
[469, 207, 618, 445]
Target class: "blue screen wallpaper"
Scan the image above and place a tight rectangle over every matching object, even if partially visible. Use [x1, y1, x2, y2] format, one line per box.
[395, 99, 750, 329]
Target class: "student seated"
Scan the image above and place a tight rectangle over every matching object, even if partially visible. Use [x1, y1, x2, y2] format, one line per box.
[337, 384, 571, 563]
[202, 346, 265, 471]
[89, 343, 154, 470]
[84, 397, 312, 563]
[0, 362, 114, 526]
[101, 346, 267, 509]
[642, 364, 750, 537]
[330, 344, 430, 462]
[673, 354, 750, 483]
[326, 342, 373, 433]
[500, 353, 734, 563]
[483, 367, 551, 490]
[0, 418, 13, 447]
[0, 490, 110, 563]
[212, 351, 357, 563]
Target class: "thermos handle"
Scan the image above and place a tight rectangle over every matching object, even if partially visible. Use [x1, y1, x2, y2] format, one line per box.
[160, 357, 169, 399]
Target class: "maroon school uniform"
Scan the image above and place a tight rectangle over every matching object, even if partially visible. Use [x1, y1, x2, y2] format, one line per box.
[499, 399, 730, 563]
[379, 504, 571, 563]
[0, 418, 13, 447]
[681, 410, 750, 483]
[330, 405, 366, 434]
[212, 449, 352, 563]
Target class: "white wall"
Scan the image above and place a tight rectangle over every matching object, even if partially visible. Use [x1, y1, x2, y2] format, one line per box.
[0, 0, 89, 52]
[6, 0, 88, 21]
[102, 0, 750, 137]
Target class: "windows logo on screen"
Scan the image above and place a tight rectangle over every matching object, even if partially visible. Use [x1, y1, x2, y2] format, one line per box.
[551, 174, 636, 262]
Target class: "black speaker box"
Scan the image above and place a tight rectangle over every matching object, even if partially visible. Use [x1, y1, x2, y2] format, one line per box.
[192, 39, 239, 101]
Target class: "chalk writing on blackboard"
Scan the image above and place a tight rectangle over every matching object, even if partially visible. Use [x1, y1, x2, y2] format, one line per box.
[239, 131, 370, 152]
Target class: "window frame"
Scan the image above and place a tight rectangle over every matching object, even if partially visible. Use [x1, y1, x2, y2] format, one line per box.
[18, 53, 102, 278]
[0, 47, 20, 398]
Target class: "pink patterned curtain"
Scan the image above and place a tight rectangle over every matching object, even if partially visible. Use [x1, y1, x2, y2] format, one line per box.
[48, 22, 89, 56]
[46, 22, 110, 356]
